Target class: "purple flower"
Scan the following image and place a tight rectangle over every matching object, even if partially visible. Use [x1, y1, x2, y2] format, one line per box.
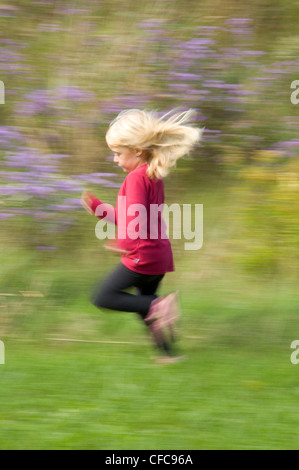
[54, 180, 84, 192]
[0, 5, 19, 11]
[169, 72, 201, 81]
[30, 164, 59, 173]
[253, 77, 276, 81]
[55, 7, 89, 15]
[0, 40, 26, 47]
[30, 211, 52, 219]
[23, 89, 53, 104]
[15, 89, 53, 115]
[53, 85, 96, 103]
[136, 20, 165, 28]
[75, 173, 121, 187]
[0, 126, 24, 147]
[0, 213, 15, 220]
[10, 209, 32, 216]
[3, 175, 32, 183]
[225, 18, 253, 35]
[61, 198, 81, 206]
[101, 93, 151, 115]
[58, 119, 92, 127]
[25, 186, 56, 197]
[183, 38, 215, 47]
[275, 140, 299, 148]
[38, 24, 68, 32]
[203, 129, 222, 134]
[0, 49, 23, 62]
[47, 203, 77, 211]
[32, 1, 52, 4]
[226, 18, 253, 25]
[0, 186, 24, 195]
[36, 246, 58, 250]
[168, 83, 193, 92]
[3, 154, 59, 172]
[228, 28, 253, 35]
[242, 50, 266, 57]
[202, 80, 225, 89]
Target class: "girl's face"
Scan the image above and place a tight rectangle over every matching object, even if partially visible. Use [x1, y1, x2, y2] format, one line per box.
[109, 146, 144, 173]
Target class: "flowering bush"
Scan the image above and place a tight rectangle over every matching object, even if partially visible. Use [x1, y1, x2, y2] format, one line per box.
[0, 2, 298, 273]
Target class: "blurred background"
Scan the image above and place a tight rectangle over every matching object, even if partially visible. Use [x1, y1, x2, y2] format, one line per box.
[1, 0, 299, 450]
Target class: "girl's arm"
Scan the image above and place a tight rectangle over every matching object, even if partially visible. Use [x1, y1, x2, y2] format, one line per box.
[81, 191, 128, 254]
[81, 191, 117, 224]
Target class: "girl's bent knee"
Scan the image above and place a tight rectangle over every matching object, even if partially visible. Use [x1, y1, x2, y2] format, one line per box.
[90, 288, 105, 309]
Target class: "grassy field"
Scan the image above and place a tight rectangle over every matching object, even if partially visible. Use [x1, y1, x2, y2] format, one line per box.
[0, 277, 299, 450]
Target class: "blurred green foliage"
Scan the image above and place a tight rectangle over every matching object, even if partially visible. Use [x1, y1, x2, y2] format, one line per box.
[0, 0, 298, 277]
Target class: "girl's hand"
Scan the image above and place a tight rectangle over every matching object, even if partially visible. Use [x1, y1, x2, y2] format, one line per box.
[104, 240, 129, 255]
[81, 191, 95, 215]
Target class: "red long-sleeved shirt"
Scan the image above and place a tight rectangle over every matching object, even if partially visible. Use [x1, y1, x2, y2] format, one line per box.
[89, 163, 175, 275]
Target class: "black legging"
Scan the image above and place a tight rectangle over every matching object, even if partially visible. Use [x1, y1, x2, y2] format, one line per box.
[91, 263, 165, 318]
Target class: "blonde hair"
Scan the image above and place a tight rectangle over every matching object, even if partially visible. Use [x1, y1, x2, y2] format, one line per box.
[105, 108, 203, 180]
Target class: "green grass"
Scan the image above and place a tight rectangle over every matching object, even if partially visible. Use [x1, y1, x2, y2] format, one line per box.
[0, 336, 299, 449]
[1, 275, 299, 450]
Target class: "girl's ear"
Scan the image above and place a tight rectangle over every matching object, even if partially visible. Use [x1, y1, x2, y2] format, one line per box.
[135, 147, 143, 158]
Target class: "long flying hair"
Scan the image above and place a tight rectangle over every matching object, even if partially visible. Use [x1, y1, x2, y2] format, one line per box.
[106, 108, 204, 179]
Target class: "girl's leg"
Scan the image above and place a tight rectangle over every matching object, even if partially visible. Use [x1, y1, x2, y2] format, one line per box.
[134, 275, 164, 318]
[91, 263, 161, 317]
[135, 277, 175, 356]
[91, 263, 177, 358]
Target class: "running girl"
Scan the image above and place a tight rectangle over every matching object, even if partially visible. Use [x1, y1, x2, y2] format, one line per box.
[81, 109, 202, 363]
